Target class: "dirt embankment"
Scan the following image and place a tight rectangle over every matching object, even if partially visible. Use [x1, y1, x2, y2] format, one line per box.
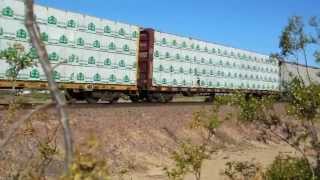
[0, 103, 296, 179]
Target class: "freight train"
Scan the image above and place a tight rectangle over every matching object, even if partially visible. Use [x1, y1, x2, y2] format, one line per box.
[0, 0, 318, 103]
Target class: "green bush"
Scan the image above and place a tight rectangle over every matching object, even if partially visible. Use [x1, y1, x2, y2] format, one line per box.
[223, 160, 262, 180]
[264, 155, 314, 180]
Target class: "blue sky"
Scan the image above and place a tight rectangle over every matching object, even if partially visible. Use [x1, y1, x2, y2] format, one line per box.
[36, 0, 320, 66]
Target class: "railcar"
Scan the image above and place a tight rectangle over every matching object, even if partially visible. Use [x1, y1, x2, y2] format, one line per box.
[0, 0, 140, 103]
[0, 0, 282, 103]
[136, 29, 280, 102]
[280, 61, 320, 90]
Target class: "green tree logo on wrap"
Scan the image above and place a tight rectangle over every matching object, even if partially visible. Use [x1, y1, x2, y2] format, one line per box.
[16, 29, 27, 39]
[49, 52, 59, 61]
[161, 38, 167, 45]
[162, 78, 167, 84]
[159, 65, 164, 71]
[108, 42, 116, 50]
[59, 35, 68, 44]
[93, 73, 101, 81]
[88, 56, 95, 64]
[29, 47, 38, 59]
[41, 32, 48, 42]
[88, 23, 96, 32]
[175, 53, 180, 60]
[173, 79, 177, 85]
[132, 31, 138, 38]
[123, 44, 129, 52]
[179, 67, 184, 73]
[30, 69, 40, 78]
[170, 65, 174, 73]
[118, 60, 125, 67]
[119, 28, 125, 36]
[104, 25, 111, 33]
[165, 52, 170, 58]
[123, 75, 130, 82]
[109, 74, 116, 82]
[48, 16, 57, 25]
[172, 40, 177, 46]
[53, 70, 60, 80]
[77, 72, 85, 81]
[93, 40, 100, 48]
[77, 37, 84, 46]
[68, 54, 78, 63]
[182, 80, 186, 86]
[104, 58, 111, 66]
[182, 41, 187, 48]
[2, 7, 13, 17]
[154, 50, 160, 57]
[67, 19, 76, 28]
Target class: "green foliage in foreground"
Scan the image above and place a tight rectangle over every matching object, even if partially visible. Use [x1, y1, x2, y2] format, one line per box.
[61, 136, 110, 180]
[223, 160, 262, 180]
[264, 155, 315, 180]
[214, 93, 276, 122]
[0, 43, 35, 81]
[164, 142, 209, 180]
[287, 77, 320, 121]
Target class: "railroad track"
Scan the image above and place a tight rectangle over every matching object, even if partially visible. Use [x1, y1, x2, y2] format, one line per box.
[0, 101, 213, 110]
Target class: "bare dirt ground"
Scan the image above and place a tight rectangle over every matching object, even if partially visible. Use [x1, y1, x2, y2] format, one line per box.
[0, 102, 295, 179]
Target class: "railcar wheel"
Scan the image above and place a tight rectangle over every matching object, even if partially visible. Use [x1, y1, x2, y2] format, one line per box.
[147, 95, 158, 103]
[205, 94, 215, 102]
[85, 97, 99, 104]
[129, 96, 140, 103]
[164, 94, 174, 102]
[110, 97, 119, 104]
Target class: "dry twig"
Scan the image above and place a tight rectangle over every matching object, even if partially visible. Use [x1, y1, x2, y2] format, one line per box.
[24, 0, 73, 172]
[0, 102, 53, 150]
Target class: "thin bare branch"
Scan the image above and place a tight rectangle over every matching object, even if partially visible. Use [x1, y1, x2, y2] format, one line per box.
[52, 60, 68, 70]
[0, 102, 53, 150]
[302, 48, 312, 84]
[24, 0, 73, 172]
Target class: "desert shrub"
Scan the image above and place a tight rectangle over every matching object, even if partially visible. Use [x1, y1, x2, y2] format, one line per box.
[222, 160, 262, 180]
[165, 106, 221, 180]
[286, 77, 320, 121]
[61, 151, 109, 180]
[61, 136, 110, 180]
[224, 93, 276, 122]
[190, 109, 220, 141]
[264, 155, 314, 180]
[164, 141, 209, 180]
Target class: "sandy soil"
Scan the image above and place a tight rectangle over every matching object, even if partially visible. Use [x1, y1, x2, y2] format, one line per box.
[126, 143, 295, 180]
[0, 102, 296, 179]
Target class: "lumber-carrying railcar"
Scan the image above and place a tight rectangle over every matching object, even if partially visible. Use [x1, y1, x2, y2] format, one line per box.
[0, 0, 280, 103]
[136, 29, 280, 102]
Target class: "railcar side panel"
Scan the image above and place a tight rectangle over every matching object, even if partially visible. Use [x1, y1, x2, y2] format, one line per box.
[280, 61, 320, 90]
[0, 0, 139, 91]
[143, 29, 280, 93]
